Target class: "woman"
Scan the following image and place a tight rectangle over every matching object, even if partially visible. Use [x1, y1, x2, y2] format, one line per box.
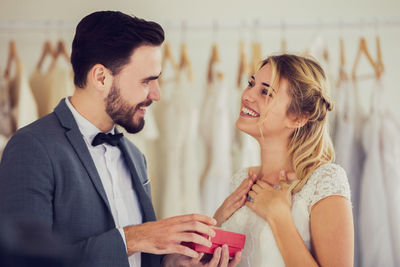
[214, 54, 354, 267]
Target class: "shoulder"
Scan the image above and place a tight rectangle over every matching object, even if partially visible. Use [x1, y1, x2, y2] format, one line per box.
[299, 163, 351, 212]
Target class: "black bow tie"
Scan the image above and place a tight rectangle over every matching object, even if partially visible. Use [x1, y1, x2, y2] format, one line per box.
[91, 132, 124, 147]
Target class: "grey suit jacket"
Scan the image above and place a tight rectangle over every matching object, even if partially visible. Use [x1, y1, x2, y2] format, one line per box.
[0, 99, 163, 267]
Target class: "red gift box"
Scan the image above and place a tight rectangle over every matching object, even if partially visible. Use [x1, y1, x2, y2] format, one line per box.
[182, 228, 246, 258]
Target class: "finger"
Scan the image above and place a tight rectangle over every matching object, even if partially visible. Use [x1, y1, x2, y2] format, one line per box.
[175, 244, 199, 258]
[248, 172, 258, 183]
[279, 180, 290, 190]
[175, 214, 217, 226]
[256, 179, 271, 189]
[228, 251, 242, 267]
[178, 232, 213, 248]
[208, 247, 222, 266]
[192, 252, 204, 264]
[248, 191, 256, 199]
[251, 183, 262, 193]
[219, 244, 230, 266]
[179, 221, 216, 238]
[286, 171, 298, 183]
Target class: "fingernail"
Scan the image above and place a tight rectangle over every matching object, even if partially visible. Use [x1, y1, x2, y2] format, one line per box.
[280, 170, 285, 177]
[211, 218, 217, 225]
[211, 230, 216, 237]
[223, 244, 228, 250]
[208, 241, 213, 247]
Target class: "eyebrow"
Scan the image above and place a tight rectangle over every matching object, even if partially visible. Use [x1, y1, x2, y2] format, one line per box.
[250, 76, 276, 93]
[142, 72, 162, 83]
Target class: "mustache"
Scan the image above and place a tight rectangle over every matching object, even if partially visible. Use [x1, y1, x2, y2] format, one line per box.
[135, 100, 153, 110]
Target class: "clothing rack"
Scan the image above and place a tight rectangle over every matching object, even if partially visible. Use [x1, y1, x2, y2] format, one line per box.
[0, 17, 399, 32]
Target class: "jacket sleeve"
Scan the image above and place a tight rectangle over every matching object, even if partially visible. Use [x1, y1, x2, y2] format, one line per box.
[0, 131, 129, 267]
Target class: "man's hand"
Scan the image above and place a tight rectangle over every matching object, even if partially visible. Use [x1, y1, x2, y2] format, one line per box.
[124, 214, 217, 258]
[162, 244, 242, 267]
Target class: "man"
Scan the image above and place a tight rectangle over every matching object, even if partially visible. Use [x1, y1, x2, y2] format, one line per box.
[0, 11, 241, 267]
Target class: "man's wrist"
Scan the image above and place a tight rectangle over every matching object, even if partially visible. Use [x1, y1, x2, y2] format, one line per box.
[124, 224, 140, 256]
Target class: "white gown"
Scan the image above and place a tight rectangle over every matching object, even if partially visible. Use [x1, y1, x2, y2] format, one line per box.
[8, 60, 38, 130]
[222, 163, 351, 267]
[381, 110, 400, 267]
[200, 63, 232, 216]
[359, 80, 396, 267]
[333, 80, 365, 267]
[155, 66, 202, 218]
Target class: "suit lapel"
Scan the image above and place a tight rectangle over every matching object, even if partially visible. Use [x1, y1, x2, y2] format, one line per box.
[118, 137, 156, 222]
[54, 100, 112, 214]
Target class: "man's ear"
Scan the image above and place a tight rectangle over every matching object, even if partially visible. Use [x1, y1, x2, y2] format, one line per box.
[89, 64, 113, 94]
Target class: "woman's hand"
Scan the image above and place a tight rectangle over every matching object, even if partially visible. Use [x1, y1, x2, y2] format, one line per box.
[213, 173, 257, 226]
[245, 171, 297, 223]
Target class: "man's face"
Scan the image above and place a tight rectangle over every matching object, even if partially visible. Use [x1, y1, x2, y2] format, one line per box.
[105, 45, 162, 134]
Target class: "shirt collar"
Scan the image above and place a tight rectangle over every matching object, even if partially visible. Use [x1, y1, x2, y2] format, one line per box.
[65, 97, 115, 144]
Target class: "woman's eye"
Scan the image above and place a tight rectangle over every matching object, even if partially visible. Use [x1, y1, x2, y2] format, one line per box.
[247, 81, 254, 87]
[261, 89, 273, 97]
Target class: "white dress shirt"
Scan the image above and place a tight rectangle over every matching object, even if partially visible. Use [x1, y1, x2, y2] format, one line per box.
[66, 97, 142, 267]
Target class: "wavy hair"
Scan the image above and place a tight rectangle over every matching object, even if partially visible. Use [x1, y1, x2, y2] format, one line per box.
[259, 54, 335, 193]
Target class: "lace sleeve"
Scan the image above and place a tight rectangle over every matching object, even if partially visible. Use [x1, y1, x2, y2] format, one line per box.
[305, 163, 351, 212]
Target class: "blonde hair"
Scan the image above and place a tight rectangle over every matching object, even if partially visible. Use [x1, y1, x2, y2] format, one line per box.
[260, 54, 335, 194]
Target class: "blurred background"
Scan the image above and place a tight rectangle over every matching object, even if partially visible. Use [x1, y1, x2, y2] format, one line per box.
[0, 0, 399, 266]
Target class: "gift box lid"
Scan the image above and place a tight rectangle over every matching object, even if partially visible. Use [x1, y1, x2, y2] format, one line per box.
[208, 228, 245, 249]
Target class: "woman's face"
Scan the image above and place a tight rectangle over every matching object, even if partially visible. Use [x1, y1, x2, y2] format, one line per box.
[236, 63, 297, 140]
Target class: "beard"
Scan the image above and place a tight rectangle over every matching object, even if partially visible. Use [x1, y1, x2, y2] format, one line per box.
[105, 82, 152, 134]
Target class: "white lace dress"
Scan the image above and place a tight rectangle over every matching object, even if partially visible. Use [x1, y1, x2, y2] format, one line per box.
[222, 163, 351, 267]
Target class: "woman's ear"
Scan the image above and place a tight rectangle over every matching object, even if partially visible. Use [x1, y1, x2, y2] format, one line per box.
[287, 113, 309, 130]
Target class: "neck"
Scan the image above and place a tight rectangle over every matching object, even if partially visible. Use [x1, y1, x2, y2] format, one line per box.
[70, 88, 114, 133]
[257, 135, 293, 185]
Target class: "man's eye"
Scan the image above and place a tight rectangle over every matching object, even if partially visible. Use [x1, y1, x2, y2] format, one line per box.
[248, 81, 254, 87]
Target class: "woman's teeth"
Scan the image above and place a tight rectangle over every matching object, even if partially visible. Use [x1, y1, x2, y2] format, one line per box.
[241, 107, 259, 117]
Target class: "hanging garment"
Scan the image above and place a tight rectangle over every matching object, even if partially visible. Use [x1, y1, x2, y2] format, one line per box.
[154, 66, 202, 218]
[7, 60, 38, 130]
[378, 79, 400, 266]
[0, 72, 13, 158]
[231, 74, 260, 173]
[359, 81, 395, 267]
[30, 59, 74, 117]
[200, 62, 232, 217]
[29, 69, 51, 117]
[222, 163, 351, 266]
[333, 80, 365, 267]
[0, 70, 13, 136]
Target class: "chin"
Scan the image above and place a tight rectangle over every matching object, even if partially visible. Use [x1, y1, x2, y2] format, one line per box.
[235, 119, 260, 139]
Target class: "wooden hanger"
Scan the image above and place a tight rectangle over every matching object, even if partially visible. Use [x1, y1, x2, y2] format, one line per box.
[207, 43, 221, 83]
[352, 37, 383, 81]
[250, 42, 261, 76]
[375, 36, 384, 78]
[48, 39, 70, 72]
[36, 41, 55, 72]
[236, 41, 249, 88]
[336, 38, 349, 87]
[159, 42, 178, 85]
[4, 40, 19, 79]
[162, 42, 178, 70]
[179, 43, 193, 82]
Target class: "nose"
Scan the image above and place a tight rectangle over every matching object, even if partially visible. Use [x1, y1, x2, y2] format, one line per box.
[242, 86, 256, 103]
[148, 80, 161, 101]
